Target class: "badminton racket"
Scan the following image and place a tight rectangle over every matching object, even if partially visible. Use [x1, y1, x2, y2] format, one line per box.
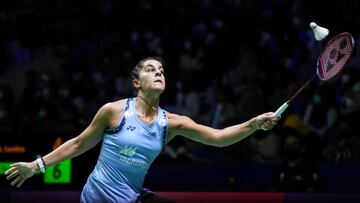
[273, 32, 355, 118]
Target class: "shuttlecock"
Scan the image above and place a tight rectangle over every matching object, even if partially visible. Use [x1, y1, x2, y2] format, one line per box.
[310, 22, 329, 41]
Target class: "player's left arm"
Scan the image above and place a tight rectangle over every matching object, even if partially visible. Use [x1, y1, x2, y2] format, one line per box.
[167, 112, 279, 147]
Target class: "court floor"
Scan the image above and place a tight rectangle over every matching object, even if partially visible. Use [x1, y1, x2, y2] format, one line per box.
[1, 191, 360, 203]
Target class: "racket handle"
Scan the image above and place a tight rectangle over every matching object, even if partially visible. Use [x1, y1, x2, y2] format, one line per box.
[273, 101, 289, 118]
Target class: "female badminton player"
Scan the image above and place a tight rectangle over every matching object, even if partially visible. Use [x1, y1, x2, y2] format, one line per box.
[5, 57, 279, 203]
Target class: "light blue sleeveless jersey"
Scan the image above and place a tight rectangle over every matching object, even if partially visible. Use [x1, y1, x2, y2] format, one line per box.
[80, 98, 168, 203]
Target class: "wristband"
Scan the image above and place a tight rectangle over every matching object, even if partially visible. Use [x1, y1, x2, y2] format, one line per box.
[35, 155, 46, 173]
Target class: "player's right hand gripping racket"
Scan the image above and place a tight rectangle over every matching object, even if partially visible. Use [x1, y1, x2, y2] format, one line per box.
[273, 32, 355, 118]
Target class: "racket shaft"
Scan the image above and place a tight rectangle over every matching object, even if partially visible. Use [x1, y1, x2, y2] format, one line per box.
[273, 101, 289, 117]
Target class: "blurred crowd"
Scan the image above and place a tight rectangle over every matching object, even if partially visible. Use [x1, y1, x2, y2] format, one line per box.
[0, 0, 360, 168]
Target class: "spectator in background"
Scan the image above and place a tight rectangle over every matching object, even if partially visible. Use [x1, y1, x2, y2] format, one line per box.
[322, 121, 360, 162]
[272, 115, 323, 192]
[250, 129, 282, 164]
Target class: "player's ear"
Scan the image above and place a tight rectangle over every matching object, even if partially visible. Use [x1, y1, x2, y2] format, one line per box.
[133, 79, 141, 89]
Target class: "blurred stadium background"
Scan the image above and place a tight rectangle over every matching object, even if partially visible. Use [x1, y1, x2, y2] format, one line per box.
[1, 0, 360, 202]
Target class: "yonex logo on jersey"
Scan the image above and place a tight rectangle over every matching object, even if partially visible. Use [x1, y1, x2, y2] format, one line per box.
[119, 145, 137, 157]
[126, 125, 136, 131]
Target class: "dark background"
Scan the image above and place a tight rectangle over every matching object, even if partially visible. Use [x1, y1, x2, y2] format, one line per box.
[0, 0, 360, 193]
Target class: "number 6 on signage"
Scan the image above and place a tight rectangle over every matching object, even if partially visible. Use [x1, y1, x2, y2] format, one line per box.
[44, 160, 72, 184]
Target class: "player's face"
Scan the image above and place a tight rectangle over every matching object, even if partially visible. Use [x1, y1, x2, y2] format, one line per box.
[134, 59, 166, 95]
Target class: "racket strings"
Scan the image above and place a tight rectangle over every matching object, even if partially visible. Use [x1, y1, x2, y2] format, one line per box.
[318, 33, 354, 80]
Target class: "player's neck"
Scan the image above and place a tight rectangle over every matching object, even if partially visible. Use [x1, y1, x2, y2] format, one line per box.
[136, 94, 159, 116]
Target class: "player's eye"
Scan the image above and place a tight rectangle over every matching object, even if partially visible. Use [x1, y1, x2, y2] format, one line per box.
[146, 67, 154, 72]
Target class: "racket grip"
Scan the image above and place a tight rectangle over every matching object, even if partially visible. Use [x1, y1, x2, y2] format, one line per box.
[273, 101, 289, 118]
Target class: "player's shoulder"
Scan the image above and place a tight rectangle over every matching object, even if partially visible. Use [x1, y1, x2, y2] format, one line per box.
[165, 111, 179, 120]
[99, 99, 128, 117]
[103, 99, 127, 110]
[166, 111, 190, 120]
[166, 112, 193, 128]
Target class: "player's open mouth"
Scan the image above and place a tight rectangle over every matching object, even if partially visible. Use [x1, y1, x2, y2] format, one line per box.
[154, 80, 162, 84]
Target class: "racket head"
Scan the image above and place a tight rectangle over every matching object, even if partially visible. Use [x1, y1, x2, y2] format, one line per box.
[316, 32, 355, 80]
